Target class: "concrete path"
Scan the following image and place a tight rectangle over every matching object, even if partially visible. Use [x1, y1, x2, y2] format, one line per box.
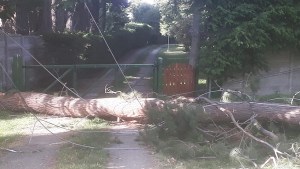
[106, 124, 160, 169]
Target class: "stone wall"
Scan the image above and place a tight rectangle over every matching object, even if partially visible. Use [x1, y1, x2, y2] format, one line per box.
[0, 33, 43, 91]
[222, 51, 300, 96]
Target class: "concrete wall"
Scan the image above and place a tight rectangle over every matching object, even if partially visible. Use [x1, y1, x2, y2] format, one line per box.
[222, 51, 300, 96]
[0, 32, 43, 91]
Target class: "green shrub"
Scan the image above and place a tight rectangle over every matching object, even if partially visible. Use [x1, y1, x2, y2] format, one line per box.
[146, 104, 203, 141]
[38, 24, 157, 90]
[42, 23, 156, 66]
[124, 22, 155, 47]
[43, 32, 89, 64]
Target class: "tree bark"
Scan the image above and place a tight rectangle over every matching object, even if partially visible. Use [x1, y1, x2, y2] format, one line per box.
[89, 0, 100, 33]
[99, 0, 107, 32]
[15, 2, 29, 35]
[0, 92, 157, 122]
[52, 0, 67, 32]
[189, 9, 200, 68]
[1, 92, 300, 126]
[72, 1, 90, 32]
[39, 0, 53, 34]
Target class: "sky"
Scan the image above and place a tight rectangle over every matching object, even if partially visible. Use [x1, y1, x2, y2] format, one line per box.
[129, 0, 156, 5]
[141, 0, 156, 4]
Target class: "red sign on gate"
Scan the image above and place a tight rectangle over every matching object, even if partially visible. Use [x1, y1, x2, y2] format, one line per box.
[163, 63, 195, 96]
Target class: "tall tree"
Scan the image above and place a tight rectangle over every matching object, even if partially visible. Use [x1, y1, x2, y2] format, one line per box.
[130, 3, 161, 34]
[15, 1, 29, 35]
[39, 0, 52, 33]
[189, 8, 200, 68]
[99, 0, 107, 31]
[72, 1, 90, 32]
[106, 0, 129, 31]
[158, 0, 300, 80]
[0, 0, 15, 24]
[52, 0, 68, 32]
[89, 0, 100, 33]
[199, 0, 300, 79]
[158, 0, 201, 68]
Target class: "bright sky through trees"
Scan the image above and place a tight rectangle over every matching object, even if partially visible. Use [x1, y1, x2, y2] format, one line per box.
[129, 0, 156, 5]
[141, 0, 155, 4]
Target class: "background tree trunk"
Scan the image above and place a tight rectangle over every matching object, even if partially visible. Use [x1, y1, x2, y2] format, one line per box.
[99, 0, 107, 32]
[39, 0, 53, 33]
[189, 9, 200, 68]
[52, 0, 67, 32]
[72, 1, 90, 32]
[15, 2, 29, 35]
[89, 0, 100, 33]
[1, 92, 300, 127]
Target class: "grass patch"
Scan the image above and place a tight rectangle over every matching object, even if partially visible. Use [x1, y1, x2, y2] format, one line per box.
[157, 44, 188, 66]
[0, 111, 33, 152]
[56, 118, 110, 169]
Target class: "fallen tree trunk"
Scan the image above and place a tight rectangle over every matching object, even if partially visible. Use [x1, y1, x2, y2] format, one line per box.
[0, 92, 159, 122]
[0, 92, 300, 126]
[203, 102, 300, 126]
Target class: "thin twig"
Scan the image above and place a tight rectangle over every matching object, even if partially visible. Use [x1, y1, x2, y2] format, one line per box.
[197, 96, 285, 159]
[291, 91, 300, 105]
[28, 120, 38, 144]
[0, 147, 23, 153]
[260, 156, 277, 168]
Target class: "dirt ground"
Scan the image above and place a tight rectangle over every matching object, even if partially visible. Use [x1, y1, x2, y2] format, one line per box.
[0, 45, 164, 169]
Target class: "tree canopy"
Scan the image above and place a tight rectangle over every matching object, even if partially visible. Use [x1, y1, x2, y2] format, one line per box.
[199, 0, 300, 79]
[0, 0, 130, 34]
[157, 0, 300, 79]
[1, 0, 299, 79]
[129, 2, 160, 34]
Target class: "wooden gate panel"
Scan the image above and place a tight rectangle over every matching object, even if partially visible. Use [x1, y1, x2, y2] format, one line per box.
[163, 63, 195, 96]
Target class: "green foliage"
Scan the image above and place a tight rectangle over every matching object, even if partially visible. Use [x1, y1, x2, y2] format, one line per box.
[0, 0, 42, 22]
[105, 0, 130, 31]
[0, 0, 15, 22]
[199, 0, 300, 79]
[43, 32, 89, 64]
[42, 23, 155, 65]
[169, 16, 192, 51]
[147, 102, 203, 141]
[130, 3, 161, 35]
[142, 98, 300, 168]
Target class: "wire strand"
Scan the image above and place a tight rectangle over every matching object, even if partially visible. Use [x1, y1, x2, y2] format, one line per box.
[83, 2, 143, 108]
[0, 61, 97, 149]
[0, 30, 83, 98]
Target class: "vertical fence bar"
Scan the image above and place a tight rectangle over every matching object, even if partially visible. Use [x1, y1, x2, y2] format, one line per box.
[153, 64, 157, 92]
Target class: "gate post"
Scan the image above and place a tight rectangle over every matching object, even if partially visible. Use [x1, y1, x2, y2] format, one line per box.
[12, 55, 24, 91]
[157, 57, 163, 93]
